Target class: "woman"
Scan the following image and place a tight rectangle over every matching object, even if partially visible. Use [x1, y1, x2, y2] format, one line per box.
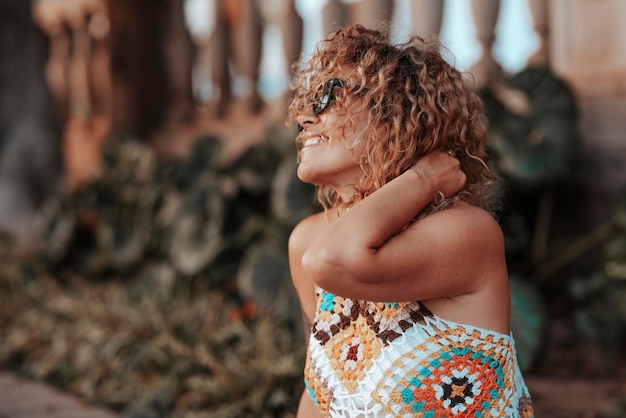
[286, 24, 534, 417]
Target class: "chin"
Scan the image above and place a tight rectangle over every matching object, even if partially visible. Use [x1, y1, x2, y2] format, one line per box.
[297, 165, 325, 186]
[296, 165, 314, 184]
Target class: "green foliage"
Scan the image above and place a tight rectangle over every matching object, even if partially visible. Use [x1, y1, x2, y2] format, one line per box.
[483, 67, 581, 189]
[481, 67, 584, 370]
[509, 276, 549, 372]
[569, 188, 626, 349]
[41, 131, 315, 288]
[0, 126, 317, 417]
[483, 66, 624, 368]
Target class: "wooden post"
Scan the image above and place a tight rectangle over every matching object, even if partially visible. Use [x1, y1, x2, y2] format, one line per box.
[107, 0, 170, 135]
[163, 0, 194, 124]
[211, 0, 232, 116]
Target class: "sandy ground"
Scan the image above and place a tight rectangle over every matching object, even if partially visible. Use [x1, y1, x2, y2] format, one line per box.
[0, 372, 119, 418]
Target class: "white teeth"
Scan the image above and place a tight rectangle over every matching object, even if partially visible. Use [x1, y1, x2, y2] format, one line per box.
[303, 137, 324, 148]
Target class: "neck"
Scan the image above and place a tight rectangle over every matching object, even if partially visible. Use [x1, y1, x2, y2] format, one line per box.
[334, 185, 358, 206]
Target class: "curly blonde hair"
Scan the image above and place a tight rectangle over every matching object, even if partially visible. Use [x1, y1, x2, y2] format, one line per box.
[287, 24, 498, 215]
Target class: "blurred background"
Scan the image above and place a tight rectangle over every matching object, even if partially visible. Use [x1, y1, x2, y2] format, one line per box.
[0, 0, 625, 417]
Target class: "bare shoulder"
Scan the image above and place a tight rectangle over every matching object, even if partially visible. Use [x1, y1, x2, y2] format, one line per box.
[454, 203, 503, 235]
[289, 211, 328, 254]
[412, 203, 510, 332]
[404, 201, 507, 294]
[412, 202, 504, 249]
[288, 211, 328, 322]
[437, 202, 505, 270]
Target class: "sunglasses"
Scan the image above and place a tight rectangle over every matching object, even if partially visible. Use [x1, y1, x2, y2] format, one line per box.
[298, 78, 346, 132]
[312, 78, 346, 114]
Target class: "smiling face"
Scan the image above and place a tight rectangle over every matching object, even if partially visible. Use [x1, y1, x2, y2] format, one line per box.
[295, 80, 371, 202]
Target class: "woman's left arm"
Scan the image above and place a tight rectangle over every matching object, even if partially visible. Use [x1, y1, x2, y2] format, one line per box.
[301, 152, 503, 302]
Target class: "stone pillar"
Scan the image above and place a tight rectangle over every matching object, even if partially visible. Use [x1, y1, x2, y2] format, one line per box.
[348, 0, 394, 35]
[275, 0, 303, 73]
[32, 3, 70, 119]
[211, 0, 264, 116]
[549, 0, 626, 227]
[259, 0, 303, 102]
[470, 0, 530, 114]
[67, 15, 92, 118]
[321, 0, 348, 37]
[33, 0, 114, 190]
[88, 11, 112, 120]
[469, 0, 501, 88]
[526, 0, 550, 68]
[229, 0, 264, 113]
[408, 0, 444, 38]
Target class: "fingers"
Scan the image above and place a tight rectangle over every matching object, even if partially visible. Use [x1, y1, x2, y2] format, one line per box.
[411, 151, 465, 198]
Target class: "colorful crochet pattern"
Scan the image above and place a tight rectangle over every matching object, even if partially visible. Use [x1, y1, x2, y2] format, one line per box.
[304, 287, 534, 417]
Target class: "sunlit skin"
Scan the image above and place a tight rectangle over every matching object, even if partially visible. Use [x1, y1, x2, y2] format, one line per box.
[290, 81, 509, 324]
[289, 96, 510, 418]
[286, 26, 512, 418]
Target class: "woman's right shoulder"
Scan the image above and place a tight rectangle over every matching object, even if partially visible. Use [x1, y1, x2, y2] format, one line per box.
[288, 211, 328, 322]
[288, 211, 327, 254]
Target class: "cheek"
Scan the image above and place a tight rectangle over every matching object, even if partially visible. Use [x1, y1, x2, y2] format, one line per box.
[344, 113, 371, 146]
[346, 131, 369, 162]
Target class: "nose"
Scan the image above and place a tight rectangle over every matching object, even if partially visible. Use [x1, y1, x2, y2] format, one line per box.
[297, 110, 319, 132]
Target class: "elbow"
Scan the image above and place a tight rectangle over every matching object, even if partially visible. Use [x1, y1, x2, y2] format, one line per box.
[301, 246, 335, 289]
[302, 245, 374, 290]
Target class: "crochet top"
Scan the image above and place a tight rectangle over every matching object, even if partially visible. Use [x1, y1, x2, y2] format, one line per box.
[304, 287, 534, 417]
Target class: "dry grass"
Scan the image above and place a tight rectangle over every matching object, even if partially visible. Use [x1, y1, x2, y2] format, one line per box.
[0, 258, 304, 417]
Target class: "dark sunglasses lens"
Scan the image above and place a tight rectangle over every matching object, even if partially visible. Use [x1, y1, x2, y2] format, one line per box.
[312, 95, 328, 114]
[313, 79, 344, 114]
